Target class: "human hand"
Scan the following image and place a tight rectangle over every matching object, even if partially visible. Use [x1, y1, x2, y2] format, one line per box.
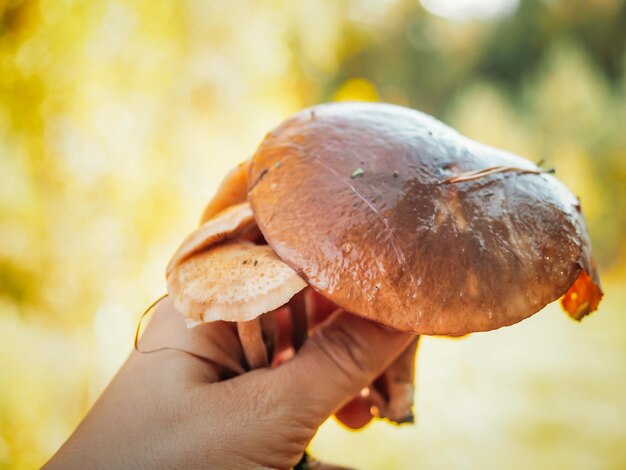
[45, 297, 413, 469]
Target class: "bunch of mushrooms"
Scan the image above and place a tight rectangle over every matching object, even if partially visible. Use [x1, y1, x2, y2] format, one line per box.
[165, 102, 602, 424]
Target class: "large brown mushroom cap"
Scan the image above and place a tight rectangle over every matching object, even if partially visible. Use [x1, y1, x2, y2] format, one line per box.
[248, 102, 602, 335]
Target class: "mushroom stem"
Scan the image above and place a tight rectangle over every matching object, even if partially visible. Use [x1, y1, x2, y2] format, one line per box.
[259, 310, 277, 364]
[289, 289, 309, 351]
[237, 318, 269, 369]
[371, 335, 420, 424]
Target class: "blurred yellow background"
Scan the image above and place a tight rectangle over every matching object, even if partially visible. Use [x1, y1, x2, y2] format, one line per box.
[1, 0, 625, 468]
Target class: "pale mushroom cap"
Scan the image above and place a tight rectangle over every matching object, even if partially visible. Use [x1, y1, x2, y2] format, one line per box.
[167, 241, 307, 323]
[166, 202, 254, 277]
[248, 102, 602, 335]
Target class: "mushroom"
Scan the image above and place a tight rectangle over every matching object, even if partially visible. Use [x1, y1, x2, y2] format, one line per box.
[167, 205, 306, 368]
[165, 102, 602, 424]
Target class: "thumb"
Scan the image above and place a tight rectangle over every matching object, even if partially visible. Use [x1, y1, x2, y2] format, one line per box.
[273, 310, 414, 426]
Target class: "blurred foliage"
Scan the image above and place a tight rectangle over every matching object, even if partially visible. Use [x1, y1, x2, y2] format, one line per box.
[0, 0, 625, 468]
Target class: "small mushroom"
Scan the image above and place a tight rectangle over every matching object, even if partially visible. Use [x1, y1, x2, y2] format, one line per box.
[167, 241, 306, 368]
[165, 102, 602, 425]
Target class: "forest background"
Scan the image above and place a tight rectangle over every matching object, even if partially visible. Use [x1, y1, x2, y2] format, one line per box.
[1, 0, 625, 468]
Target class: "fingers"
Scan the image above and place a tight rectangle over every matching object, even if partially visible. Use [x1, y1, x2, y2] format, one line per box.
[272, 310, 413, 427]
[334, 394, 373, 429]
[137, 296, 247, 377]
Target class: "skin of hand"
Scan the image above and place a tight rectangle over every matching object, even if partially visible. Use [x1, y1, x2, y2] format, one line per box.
[44, 297, 413, 470]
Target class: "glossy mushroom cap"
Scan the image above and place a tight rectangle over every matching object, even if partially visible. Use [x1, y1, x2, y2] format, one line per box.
[248, 102, 602, 335]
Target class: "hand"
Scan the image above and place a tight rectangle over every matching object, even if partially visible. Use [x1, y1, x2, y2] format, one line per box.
[45, 297, 413, 469]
